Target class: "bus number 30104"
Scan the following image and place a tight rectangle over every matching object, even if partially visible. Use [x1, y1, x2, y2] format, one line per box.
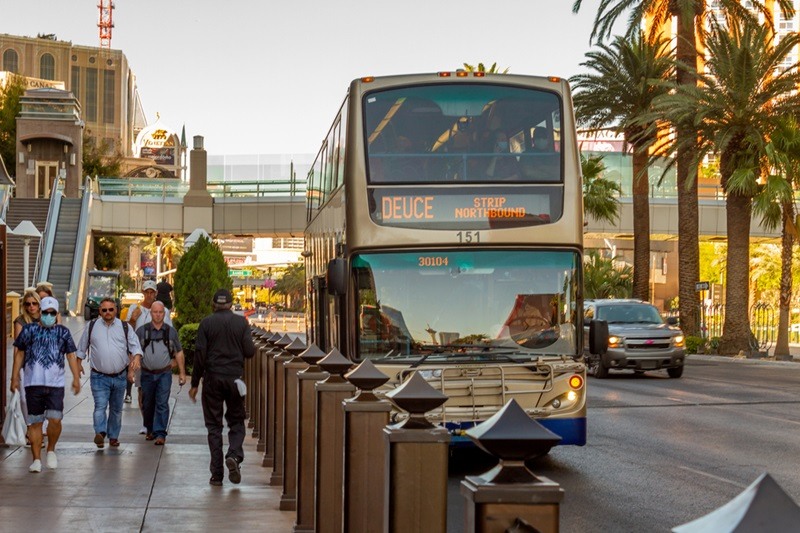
[457, 231, 480, 244]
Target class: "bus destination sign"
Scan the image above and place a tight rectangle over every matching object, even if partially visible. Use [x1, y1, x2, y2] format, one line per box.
[369, 186, 561, 230]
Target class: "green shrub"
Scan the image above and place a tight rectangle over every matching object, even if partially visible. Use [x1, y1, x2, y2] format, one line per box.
[707, 336, 721, 354]
[685, 335, 706, 355]
[174, 235, 232, 325]
[178, 323, 200, 371]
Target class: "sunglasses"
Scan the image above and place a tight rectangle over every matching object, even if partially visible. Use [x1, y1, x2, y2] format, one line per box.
[42, 310, 58, 316]
[24, 301, 39, 307]
[99, 308, 116, 313]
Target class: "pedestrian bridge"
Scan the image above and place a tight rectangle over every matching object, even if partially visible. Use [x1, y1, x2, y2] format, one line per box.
[90, 177, 782, 241]
[91, 177, 307, 237]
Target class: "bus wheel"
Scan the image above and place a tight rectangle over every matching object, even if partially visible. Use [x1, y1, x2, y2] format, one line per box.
[590, 355, 608, 379]
[667, 366, 684, 378]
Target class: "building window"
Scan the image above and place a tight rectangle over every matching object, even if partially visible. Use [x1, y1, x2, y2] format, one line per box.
[3, 49, 19, 73]
[103, 70, 115, 124]
[86, 67, 98, 122]
[71, 66, 81, 99]
[40, 53, 55, 80]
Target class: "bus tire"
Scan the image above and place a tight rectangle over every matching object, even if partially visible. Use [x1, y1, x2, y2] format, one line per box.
[667, 366, 684, 378]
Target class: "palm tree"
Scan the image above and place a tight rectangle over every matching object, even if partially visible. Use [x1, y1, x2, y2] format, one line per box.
[462, 62, 509, 74]
[584, 250, 633, 299]
[753, 117, 800, 356]
[572, 0, 794, 337]
[581, 153, 622, 225]
[572, 32, 674, 301]
[658, 17, 800, 354]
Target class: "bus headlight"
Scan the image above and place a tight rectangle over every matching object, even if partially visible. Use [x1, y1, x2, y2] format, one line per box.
[418, 369, 442, 379]
[566, 390, 577, 402]
[673, 335, 685, 347]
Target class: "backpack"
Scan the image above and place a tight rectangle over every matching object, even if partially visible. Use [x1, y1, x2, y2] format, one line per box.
[87, 318, 129, 356]
[142, 322, 175, 358]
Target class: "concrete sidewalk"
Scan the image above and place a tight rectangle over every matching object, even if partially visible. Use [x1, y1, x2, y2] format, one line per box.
[1, 317, 294, 532]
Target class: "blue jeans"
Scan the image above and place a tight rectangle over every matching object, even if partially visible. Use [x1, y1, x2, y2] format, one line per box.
[90, 370, 127, 439]
[141, 370, 172, 439]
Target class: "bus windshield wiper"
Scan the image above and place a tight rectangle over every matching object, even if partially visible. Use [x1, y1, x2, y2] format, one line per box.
[409, 344, 524, 367]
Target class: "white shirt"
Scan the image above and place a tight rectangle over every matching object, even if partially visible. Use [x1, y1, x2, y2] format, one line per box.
[130, 303, 173, 330]
[77, 317, 142, 374]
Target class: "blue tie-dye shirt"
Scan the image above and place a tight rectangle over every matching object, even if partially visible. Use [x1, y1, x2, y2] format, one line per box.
[13, 323, 77, 387]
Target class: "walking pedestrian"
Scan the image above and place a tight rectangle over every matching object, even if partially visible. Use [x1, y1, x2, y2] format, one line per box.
[189, 289, 255, 486]
[10, 297, 82, 472]
[127, 279, 172, 428]
[77, 298, 142, 448]
[136, 301, 186, 445]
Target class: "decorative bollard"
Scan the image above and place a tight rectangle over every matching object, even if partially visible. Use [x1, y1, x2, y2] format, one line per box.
[294, 344, 329, 533]
[249, 332, 267, 438]
[280, 336, 308, 511]
[263, 332, 284, 468]
[270, 333, 294, 486]
[460, 399, 564, 533]
[315, 348, 355, 533]
[343, 359, 392, 533]
[383, 372, 450, 533]
[256, 334, 273, 452]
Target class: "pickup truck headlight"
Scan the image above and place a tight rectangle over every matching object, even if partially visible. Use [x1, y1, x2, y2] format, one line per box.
[608, 335, 623, 348]
[673, 335, 685, 347]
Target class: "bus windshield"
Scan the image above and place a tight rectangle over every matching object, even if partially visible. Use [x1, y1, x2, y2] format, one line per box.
[364, 84, 563, 184]
[352, 250, 579, 362]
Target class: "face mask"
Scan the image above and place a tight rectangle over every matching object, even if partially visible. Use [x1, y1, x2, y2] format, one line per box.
[41, 314, 57, 327]
[496, 141, 509, 152]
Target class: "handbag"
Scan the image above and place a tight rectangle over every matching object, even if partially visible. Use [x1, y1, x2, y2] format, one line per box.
[2, 390, 28, 446]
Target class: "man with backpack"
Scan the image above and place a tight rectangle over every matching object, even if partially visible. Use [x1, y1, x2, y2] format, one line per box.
[77, 298, 142, 449]
[135, 301, 186, 445]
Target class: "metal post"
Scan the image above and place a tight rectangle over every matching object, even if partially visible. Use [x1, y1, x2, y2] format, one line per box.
[294, 344, 328, 533]
[343, 359, 392, 533]
[280, 337, 308, 511]
[315, 348, 355, 533]
[383, 372, 450, 533]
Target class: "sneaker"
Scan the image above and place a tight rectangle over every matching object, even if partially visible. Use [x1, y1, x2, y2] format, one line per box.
[109, 439, 120, 447]
[46, 451, 58, 469]
[29, 459, 42, 473]
[145, 433, 155, 441]
[139, 426, 147, 435]
[209, 477, 223, 486]
[94, 433, 105, 449]
[124, 394, 132, 404]
[226, 456, 241, 484]
[154, 437, 165, 445]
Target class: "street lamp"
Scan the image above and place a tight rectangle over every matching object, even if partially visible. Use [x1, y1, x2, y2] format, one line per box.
[10, 220, 42, 289]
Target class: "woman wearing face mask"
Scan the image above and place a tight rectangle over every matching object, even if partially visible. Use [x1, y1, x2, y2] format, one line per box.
[10, 290, 42, 446]
[485, 131, 520, 180]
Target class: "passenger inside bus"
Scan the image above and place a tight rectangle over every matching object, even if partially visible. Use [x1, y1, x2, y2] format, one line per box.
[520, 127, 560, 182]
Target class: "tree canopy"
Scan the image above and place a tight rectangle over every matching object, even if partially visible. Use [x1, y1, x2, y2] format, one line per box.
[174, 235, 232, 326]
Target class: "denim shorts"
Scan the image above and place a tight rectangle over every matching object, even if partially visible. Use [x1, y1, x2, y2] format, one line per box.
[25, 386, 65, 424]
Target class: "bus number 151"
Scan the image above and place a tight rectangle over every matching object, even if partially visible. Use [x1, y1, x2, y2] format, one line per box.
[457, 231, 480, 244]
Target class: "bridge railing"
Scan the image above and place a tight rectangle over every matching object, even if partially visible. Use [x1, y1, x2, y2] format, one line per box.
[96, 178, 307, 198]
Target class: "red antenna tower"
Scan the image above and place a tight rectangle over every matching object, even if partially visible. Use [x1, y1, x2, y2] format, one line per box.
[98, 1, 115, 49]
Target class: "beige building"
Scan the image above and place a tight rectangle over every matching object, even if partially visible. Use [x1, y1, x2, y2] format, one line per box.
[0, 33, 147, 160]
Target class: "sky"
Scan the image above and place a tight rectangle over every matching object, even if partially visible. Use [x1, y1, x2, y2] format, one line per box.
[2, 0, 621, 156]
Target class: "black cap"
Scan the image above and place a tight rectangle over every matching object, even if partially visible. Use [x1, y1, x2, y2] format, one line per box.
[213, 289, 232, 304]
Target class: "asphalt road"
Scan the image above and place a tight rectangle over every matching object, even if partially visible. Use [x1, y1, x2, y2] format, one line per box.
[446, 355, 800, 532]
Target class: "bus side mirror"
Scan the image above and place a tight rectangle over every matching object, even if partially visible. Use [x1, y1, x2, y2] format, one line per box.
[327, 258, 347, 296]
[589, 319, 608, 355]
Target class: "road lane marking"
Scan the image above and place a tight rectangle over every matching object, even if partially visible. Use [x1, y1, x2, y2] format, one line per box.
[678, 466, 747, 488]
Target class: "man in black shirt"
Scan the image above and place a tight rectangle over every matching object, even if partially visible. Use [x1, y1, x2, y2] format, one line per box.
[155, 279, 173, 310]
[189, 289, 255, 486]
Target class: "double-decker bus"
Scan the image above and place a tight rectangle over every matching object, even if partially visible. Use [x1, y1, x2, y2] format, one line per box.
[304, 72, 589, 448]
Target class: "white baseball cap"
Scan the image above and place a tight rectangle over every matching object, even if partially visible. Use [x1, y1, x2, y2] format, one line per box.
[40, 296, 59, 312]
[143, 280, 157, 292]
